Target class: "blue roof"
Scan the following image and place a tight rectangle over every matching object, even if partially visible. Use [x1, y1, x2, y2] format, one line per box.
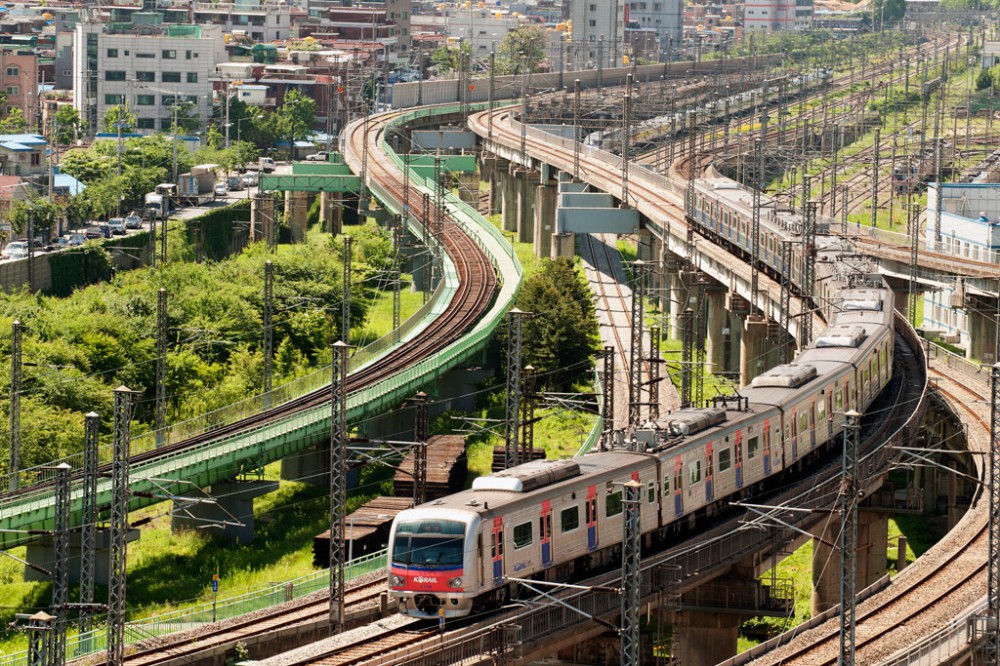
[53, 173, 85, 196]
[0, 134, 46, 146]
[0, 142, 31, 152]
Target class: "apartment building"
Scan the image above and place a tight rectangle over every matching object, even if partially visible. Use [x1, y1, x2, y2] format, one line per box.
[570, 0, 625, 69]
[625, 0, 682, 59]
[72, 19, 226, 136]
[0, 51, 40, 131]
[744, 0, 812, 31]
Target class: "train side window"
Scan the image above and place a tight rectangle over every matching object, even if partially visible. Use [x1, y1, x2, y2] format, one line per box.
[817, 399, 826, 422]
[647, 481, 656, 503]
[585, 499, 592, 524]
[688, 461, 702, 485]
[490, 532, 496, 558]
[799, 410, 808, 433]
[747, 436, 759, 458]
[561, 506, 579, 532]
[513, 522, 532, 549]
[663, 474, 670, 495]
[835, 390, 844, 412]
[498, 531, 504, 556]
[718, 448, 732, 472]
[606, 491, 623, 517]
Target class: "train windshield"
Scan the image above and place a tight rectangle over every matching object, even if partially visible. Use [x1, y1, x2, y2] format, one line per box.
[392, 519, 465, 568]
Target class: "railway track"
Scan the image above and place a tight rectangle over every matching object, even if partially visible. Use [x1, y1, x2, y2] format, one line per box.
[0, 108, 499, 524]
[744, 366, 987, 665]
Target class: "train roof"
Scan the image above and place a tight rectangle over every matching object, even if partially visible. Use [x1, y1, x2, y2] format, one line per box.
[740, 359, 852, 406]
[418, 451, 656, 515]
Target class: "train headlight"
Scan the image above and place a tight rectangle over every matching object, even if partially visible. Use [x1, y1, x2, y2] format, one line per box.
[391, 575, 406, 587]
[447, 577, 463, 588]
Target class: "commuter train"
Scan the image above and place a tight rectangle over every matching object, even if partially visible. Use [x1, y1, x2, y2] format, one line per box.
[388, 196, 894, 618]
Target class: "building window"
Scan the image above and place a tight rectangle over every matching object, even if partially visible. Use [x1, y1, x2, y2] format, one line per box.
[136, 71, 155, 82]
[162, 50, 177, 59]
[105, 94, 121, 105]
[105, 70, 126, 81]
[185, 95, 198, 105]
[161, 118, 173, 130]
[136, 94, 155, 105]
[106, 49, 118, 58]
[5, 86, 18, 96]
[136, 52, 155, 59]
[185, 50, 193, 59]
[162, 72, 181, 83]
[5, 67, 17, 76]
[161, 95, 176, 106]
[30, 153, 39, 166]
[137, 117, 155, 129]
[187, 72, 198, 83]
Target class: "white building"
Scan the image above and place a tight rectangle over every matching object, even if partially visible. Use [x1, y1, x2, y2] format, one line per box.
[73, 20, 226, 135]
[625, 0, 682, 59]
[923, 182, 1000, 357]
[744, 0, 813, 31]
[571, 0, 626, 69]
[411, 7, 523, 60]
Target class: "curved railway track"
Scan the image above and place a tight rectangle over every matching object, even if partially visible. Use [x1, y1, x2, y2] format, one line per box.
[0, 109, 498, 513]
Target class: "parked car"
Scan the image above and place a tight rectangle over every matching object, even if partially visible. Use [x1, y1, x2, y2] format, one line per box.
[84, 227, 104, 240]
[2, 241, 28, 260]
[305, 151, 329, 162]
[108, 218, 126, 235]
[214, 182, 229, 197]
[227, 175, 243, 191]
[124, 213, 142, 229]
[241, 171, 259, 187]
[67, 233, 86, 246]
[53, 237, 69, 249]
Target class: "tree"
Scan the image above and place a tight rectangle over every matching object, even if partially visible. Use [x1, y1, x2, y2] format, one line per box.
[53, 105, 82, 146]
[496, 27, 548, 75]
[513, 258, 599, 389]
[0, 107, 28, 134]
[275, 89, 316, 147]
[431, 40, 471, 75]
[102, 104, 136, 134]
[6, 197, 61, 238]
[871, 0, 905, 29]
[168, 100, 200, 134]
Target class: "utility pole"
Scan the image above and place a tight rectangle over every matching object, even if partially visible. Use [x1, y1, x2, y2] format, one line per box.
[602, 346, 615, 449]
[504, 309, 529, 469]
[27, 209, 34, 292]
[680, 308, 694, 408]
[648, 327, 661, 421]
[263, 261, 274, 404]
[979, 363, 1000, 663]
[908, 203, 920, 328]
[520, 365, 537, 464]
[392, 226, 401, 332]
[79, 412, 99, 654]
[779, 241, 793, 363]
[328, 341, 350, 634]
[342, 235, 352, 342]
[8, 320, 21, 491]
[802, 200, 817, 347]
[155, 288, 167, 447]
[107, 386, 136, 666]
[750, 138, 763, 312]
[411, 392, 428, 506]
[628, 261, 647, 433]
[693, 278, 707, 408]
[574, 79, 582, 181]
[52, 462, 71, 666]
[621, 78, 632, 208]
[487, 49, 496, 150]
[620, 479, 642, 666]
[871, 129, 881, 232]
[839, 410, 861, 666]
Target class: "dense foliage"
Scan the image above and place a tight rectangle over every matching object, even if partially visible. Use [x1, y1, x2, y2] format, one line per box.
[512, 257, 600, 389]
[0, 221, 395, 474]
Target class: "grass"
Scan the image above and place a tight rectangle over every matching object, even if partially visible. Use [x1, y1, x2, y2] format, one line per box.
[353, 274, 424, 346]
[0, 460, 394, 655]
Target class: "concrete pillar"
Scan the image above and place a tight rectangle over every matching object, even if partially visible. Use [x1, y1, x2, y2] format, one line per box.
[726, 314, 742, 376]
[458, 173, 479, 206]
[24, 528, 139, 584]
[284, 190, 309, 243]
[251, 192, 275, 243]
[501, 167, 518, 232]
[320, 192, 343, 236]
[705, 290, 727, 374]
[516, 169, 538, 244]
[172, 480, 280, 544]
[551, 232, 576, 259]
[811, 509, 888, 614]
[669, 271, 686, 340]
[966, 303, 998, 363]
[672, 610, 740, 665]
[534, 181, 557, 260]
[741, 315, 768, 385]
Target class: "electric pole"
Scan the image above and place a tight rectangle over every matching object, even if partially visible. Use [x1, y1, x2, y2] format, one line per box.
[602, 346, 615, 449]
[107, 386, 136, 666]
[628, 261, 647, 433]
[342, 235, 352, 343]
[620, 479, 642, 666]
[839, 410, 861, 666]
[155, 288, 167, 447]
[79, 412, 99, 654]
[328, 341, 350, 634]
[505, 309, 529, 469]
[8, 320, 21, 491]
[52, 462, 71, 666]
[263, 261, 274, 404]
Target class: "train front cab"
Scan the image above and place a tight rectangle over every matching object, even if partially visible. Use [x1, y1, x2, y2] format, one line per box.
[389, 509, 480, 618]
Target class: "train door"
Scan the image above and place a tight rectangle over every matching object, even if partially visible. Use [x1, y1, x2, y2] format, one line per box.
[826, 390, 834, 439]
[790, 410, 798, 461]
[673, 457, 684, 517]
[763, 418, 772, 474]
[734, 431, 744, 489]
[491, 517, 504, 586]
[540, 501, 553, 568]
[808, 402, 816, 452]
[705, 442, 715, 502]
[586, 485, 598, 552]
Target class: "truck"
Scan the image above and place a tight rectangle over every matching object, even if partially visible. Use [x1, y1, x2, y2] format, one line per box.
[145, 183, 176, 220]
[176, 164, 219, 205]
[259, 157, 276, 173]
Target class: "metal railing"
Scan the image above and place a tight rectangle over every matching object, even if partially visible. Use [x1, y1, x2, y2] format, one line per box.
[1, 550, 388, 666]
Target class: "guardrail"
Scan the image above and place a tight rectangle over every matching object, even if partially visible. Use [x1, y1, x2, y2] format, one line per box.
[878, 596, 985, 666]
[0, 550, 388, 666]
